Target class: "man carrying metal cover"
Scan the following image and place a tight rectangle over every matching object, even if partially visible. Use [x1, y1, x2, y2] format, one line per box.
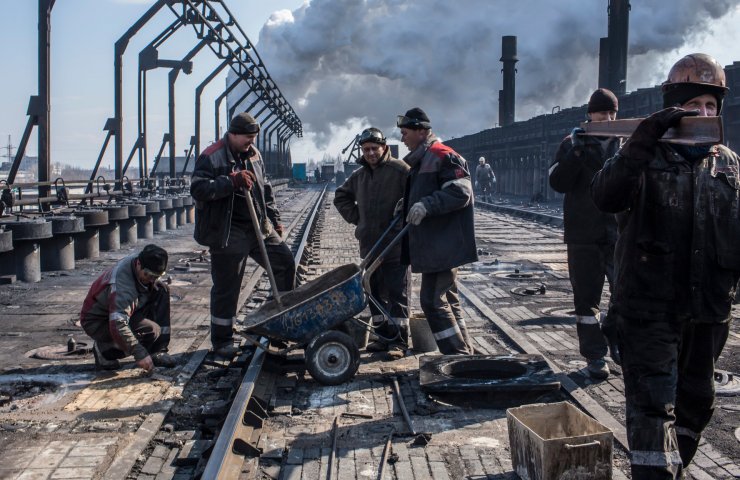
[397, 107, 477, 355]
[592, 53, 740, 479]
[475, 156, 496, 203]
[191, 112, 296, 358]
[549, 88, 622, 380]
[80, 244, 175, 371]
[334, 127, 410, 358]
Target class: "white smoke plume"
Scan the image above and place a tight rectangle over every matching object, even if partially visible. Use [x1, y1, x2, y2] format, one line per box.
[249, 0, 740, 152]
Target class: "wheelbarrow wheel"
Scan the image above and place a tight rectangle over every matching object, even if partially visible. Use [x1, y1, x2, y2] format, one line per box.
[305, 330, 360, 386]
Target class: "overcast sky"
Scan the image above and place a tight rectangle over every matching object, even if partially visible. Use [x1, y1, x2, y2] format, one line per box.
[1, 0, 739, 170]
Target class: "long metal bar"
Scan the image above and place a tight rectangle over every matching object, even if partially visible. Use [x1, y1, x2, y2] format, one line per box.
[202, 187, 327, 478]
[84, 130, 114, 194]
[581, 116, 723, 145]
[200, 337, 268, 480]
[114, 0, 170, 182]
[37, 0, 55, 206]
[7, 113, 37, 185]
[391, 377, 416, 436]
[215, 80, 252, 139]
[168, 39, 207, 177]
[195, 58, 230, 157]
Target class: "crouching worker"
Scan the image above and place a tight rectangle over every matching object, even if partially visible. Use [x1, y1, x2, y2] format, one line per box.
[80, 244, 175, 371]
[334, 127, 410, 358]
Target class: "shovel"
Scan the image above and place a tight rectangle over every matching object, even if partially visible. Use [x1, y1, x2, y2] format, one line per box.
[244, 190, 283, 309]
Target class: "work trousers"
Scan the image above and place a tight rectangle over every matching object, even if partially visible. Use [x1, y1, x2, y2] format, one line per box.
[617, 316, 730, 479]
[567, 243, 613, 360]
[419, 269, 470, 355]
[368, 261, 410, 344]
[209, 227, 295, 349]
[82, 286, 171, 360]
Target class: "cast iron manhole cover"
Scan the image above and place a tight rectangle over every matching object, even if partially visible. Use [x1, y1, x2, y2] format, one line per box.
[492, 270, 543, 280]
[511, 285, 547, 296]
[540, 307, 577, 318]
[26, 343, 92, 361]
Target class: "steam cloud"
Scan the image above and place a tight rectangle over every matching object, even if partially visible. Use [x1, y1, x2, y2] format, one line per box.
[247, 0, 739, 152]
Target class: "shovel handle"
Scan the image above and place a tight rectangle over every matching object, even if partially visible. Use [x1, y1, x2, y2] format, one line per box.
[244, 191, 282, 308]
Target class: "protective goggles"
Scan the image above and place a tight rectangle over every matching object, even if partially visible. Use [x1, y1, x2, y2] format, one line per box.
[358, 128, 386, 145]
[142, 267, 165, 280]
[396, 115, 431, 129]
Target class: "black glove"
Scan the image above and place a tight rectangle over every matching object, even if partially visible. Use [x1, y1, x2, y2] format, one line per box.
[570, 127, 586, 150]
[621, 107, 699, 164]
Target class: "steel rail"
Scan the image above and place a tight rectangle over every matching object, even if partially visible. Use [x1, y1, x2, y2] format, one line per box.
[202, 185, 328, 478]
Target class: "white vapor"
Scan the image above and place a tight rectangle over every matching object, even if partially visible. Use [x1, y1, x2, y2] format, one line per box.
[238, 0, 740, 159]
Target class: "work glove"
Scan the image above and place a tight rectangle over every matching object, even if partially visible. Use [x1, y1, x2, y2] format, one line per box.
[274, 223, 284, 238]
[569, 127, 586, 150]
[229, 170, 256, 190]
[393, 198, 404, 217]
[406, 202, 427, 226]
[622, 107, 699, 165]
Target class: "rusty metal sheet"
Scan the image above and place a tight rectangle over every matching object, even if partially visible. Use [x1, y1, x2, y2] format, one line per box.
[581, 116, 723, 145]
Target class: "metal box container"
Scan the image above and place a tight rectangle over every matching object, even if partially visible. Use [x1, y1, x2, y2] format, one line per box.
[507, 401, 613, 480]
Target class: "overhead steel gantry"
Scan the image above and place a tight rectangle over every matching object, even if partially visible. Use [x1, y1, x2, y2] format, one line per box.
[7, 0, 302, 201]
[112, 0, 302, 183]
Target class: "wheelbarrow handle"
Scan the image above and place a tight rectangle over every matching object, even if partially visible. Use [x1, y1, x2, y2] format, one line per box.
[359, 214, 402, 270]
[243, 191, 283, 308]
[361, 224, 410, 293]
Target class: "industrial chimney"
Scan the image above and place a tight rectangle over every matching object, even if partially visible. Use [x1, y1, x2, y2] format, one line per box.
[498, 35, 518, 127]
[606, 0, 630, 95]
[598, 37, 609, 89]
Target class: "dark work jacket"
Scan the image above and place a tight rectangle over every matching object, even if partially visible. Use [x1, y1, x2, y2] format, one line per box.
[549, 135, 621, 244]
[333, 148, 409, 261]
[190, 136, 280, 249]
[400, 135, 478, 273]
[591, 143, 740, 323]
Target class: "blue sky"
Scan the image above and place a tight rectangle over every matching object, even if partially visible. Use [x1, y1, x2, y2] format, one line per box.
[0, 0, 303, 169]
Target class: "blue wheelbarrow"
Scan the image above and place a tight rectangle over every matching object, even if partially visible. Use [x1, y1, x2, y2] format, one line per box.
[241, 212, 409, 385]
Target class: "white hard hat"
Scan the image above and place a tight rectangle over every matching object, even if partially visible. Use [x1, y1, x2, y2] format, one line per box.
[478, 156, 486, 163]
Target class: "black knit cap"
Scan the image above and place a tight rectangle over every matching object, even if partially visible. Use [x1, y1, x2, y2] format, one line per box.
[138, 244, 168, 275]
[587, 88, 619, 113]
[228, 112, 260, 135]
[397, 107, 432, 130]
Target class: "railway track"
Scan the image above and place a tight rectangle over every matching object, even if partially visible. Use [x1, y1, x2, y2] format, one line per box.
[130, 191, 738, 479]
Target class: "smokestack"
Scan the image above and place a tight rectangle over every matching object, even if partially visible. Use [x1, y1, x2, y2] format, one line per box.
[598, 37, 609, 88]
[607, 0, 630, 95]
[499, 35, 518, 126]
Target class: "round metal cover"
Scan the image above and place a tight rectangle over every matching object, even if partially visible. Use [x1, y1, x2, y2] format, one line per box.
[440, 358, 527, 380]
[181, 195, 193, 206]
[48, 216, 85, 234]
[511, 285, 551, 296]
[125, 203, 147, 217]
[0, 229, 12, 252]
[74, 209, 109, 227]
[540, 307, 576, 318]
[26, 343, 93, 361]
[170, 197, 184, 208]
[0, 219, 53, 241]
[492, 270, 543, 280]
[142, 201, 160, 213]
[102, 205, 129, 221]
[157, 198, 173, 210]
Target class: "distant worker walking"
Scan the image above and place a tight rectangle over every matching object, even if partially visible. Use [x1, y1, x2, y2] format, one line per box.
[397, 107, 477, 355]
[549, 87, 622, 380]
[191, 112, 296, 358]
[80, 244, 175, 372]
[334, 127, 410, 358]
[475, 157, 496, 202]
